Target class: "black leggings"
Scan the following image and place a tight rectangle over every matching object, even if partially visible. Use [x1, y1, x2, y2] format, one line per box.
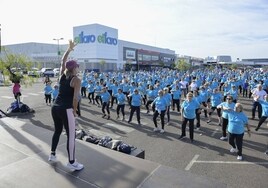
[153, 110, 165, 129]
[256, 116, 267, 130]
[228, 132, 244, 156]
[181, 118, 195, 140]
[222, 117, 228, 137]
[45, 94, 51, 104]
[102, 102, 110, 115]
[116, 104, 125, 116]
[51, 106, 76, 163]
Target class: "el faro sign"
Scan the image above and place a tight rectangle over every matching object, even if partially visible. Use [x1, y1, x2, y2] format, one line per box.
[74, 31, 118, 46]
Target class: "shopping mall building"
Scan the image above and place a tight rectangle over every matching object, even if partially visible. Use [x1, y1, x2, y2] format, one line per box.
[3, 23, 176, 72]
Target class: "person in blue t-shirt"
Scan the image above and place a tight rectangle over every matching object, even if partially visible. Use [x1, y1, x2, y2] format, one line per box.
[145, 85, 157, 113]
[217, 95, 236, 140]
[171, 85, 181, 112]
[179, 92, 201, 142]
[44, 81, 53, 105]
[255, 94, 268, 131]
[127, 89, 142, 125]
[163, 87, 172, 125]
[114, 88, 126, 121]
[207, 88, 223, 125]
[223, 103, 251, 161]
[151, 90, 168, 133]
[100, 87, 111, 119]
[87, 80, 95, 104]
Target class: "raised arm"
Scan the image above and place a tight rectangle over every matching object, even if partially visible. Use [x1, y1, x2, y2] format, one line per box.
[60, 40, 77, 75]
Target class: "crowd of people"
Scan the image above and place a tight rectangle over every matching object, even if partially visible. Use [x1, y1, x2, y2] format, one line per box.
[45, 40, 267, 171]
[72, 63, 268, 161]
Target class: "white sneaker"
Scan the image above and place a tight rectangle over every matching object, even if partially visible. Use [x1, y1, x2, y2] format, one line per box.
[153, 127, 160, 132]
[220, 136, 228, 141]
[48, 154, 57, 162]
[237, 155, 243, 160]
[160, 129, 165, 133]
[66, 160, 84, 171]
[230, 148, 238, 153]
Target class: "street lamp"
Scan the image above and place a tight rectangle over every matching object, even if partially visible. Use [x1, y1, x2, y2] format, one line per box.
[53, 38, 64, 67]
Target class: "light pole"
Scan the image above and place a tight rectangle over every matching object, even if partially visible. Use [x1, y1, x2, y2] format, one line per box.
[53, 38, 64, 67]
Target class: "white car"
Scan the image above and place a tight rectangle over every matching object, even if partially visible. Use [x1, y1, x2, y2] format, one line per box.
[28, 68, 41, 77]
[40, 68, 54, 77]
[53, 68, 60, 76]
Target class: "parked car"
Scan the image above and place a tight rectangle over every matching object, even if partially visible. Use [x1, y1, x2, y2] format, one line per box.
[40, 68, 54, 77]
[28, 68, 41, 77]
[53, 68, 60, 76]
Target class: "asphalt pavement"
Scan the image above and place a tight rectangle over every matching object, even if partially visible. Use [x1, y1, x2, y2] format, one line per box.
[0, 77, 267, 188]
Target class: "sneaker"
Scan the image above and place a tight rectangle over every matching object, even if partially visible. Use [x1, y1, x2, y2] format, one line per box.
[220, 136, 228, 141]
[178, 135, 186, 140]
[153, 127, 160, 132]
[255, 127, 259, 131]
[102, 114, 106, 118]
[160, 129, 165, 133]
[237, 155, 243, 161]
[230, 147, 238, 153]
[107, 116, 110, 120]
[48, 154, 57, 162]
[207, 120, 211, 123]
[66, 161, 84, 171]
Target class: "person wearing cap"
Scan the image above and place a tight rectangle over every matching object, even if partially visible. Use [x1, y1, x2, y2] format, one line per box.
[49, 39, 84, 171]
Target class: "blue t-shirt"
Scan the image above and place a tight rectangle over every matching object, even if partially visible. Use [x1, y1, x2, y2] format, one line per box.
[226, 111, 248, 134]
[130, 93, 142, 106]
[259, 100, 268, 117]
[152, 96, 167, 111]
[101, 91, 111, 103]
[210, 93, 223, 107]
[217, 102, 235, 119]
[181, 99, 200, 119]
[115, 93, 126, 105]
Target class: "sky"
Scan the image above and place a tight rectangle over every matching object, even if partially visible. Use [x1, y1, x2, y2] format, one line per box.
[1, 0, 268, 60]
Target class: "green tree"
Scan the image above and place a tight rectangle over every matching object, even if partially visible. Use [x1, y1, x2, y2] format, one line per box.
[230, 63, 238, 70]
[0, 47, 35, 86]
[174, 59, 191, 71]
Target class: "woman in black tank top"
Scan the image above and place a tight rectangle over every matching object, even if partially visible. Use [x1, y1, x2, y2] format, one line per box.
[48, 40, 84, 171]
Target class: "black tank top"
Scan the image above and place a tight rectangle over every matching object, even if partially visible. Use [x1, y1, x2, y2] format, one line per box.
[53, 74, 74, 109]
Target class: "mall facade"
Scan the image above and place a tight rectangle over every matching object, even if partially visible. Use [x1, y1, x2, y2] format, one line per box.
[3, 24, 176, 72]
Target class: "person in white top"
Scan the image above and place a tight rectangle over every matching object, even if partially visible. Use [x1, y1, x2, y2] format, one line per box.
[189, 80, 198, 92]
[179, 78, 188, 98]
[251, 84, 267, 120]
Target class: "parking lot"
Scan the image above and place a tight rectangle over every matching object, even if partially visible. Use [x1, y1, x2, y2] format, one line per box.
[0, 78, 267, 188]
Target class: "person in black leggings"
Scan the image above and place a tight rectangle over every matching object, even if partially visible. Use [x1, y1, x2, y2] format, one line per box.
[49, 40, 84, 171]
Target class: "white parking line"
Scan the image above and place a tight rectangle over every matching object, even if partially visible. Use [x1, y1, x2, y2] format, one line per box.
[185, 154, 268, 171]
[1, 96, 13, 99]
[27, 93, 40, 96]
[194, 160, 268, 165]
[185, 154, 199, 171]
